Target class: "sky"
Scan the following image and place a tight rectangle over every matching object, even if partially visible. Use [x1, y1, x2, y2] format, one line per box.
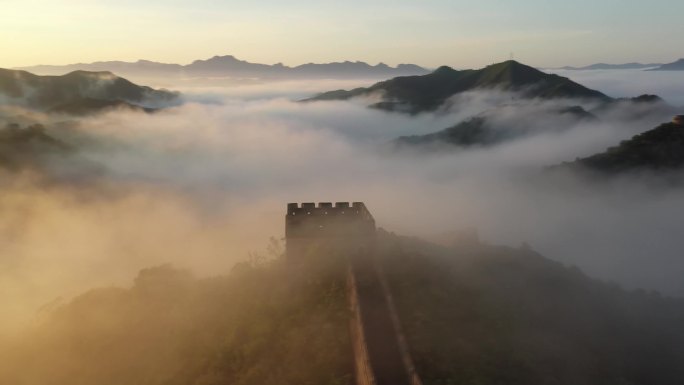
[2, 0, 683, 69]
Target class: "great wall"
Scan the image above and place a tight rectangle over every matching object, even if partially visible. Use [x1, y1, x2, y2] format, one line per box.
[286, 202, 422, 385]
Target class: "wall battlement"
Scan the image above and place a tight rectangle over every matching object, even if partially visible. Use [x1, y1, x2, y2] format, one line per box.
[283, 201, 422, 385]
[285, 202, 376, 259]
[287, 202, 373, 218]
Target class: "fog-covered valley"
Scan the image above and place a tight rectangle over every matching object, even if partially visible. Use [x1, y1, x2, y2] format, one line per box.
[2, 65, 684, 343]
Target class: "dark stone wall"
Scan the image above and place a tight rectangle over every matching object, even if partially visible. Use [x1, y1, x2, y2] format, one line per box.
[285, 202, 376, 259]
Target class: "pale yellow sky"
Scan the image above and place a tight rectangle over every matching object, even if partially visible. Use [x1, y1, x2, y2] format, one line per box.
[2, 0, 682, 68]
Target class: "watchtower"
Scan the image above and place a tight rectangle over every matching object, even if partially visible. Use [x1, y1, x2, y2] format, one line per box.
[285, 202, 376, 259]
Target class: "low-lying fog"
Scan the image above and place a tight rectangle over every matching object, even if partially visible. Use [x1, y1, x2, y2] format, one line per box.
[548, 68, 684, 106]
[3, 70, 684, 335]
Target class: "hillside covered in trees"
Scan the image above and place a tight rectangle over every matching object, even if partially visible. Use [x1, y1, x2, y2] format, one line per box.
[378, 232, 684, 385]
[0, 68, 179, 115]
[304, 60, 610, 114]
[0, 248, 353, 385]
[556, 120, 684, 175]
[2, 234, 683, 385]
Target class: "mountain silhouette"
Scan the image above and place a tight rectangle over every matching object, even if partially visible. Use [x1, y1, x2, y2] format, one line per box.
[556, 118, 684, 174]
[554, 62, 662, 70]
[590, 94, 677, 121]
[0, 68, 179, 113]
[48, 97, 157, 116]
[17, 55, 429, 80]
[381, 232, 684, 385]
[305, 60, 610, 113]
[648, 59, 684, 71]
[392, 105, 596, 149]
[3, 232, 684, 385]
[0, 123, 71, 171]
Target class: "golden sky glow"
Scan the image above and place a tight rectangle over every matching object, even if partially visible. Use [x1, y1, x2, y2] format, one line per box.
[2, 0, 683, 68]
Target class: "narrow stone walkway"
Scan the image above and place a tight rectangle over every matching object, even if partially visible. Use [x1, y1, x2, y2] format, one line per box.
[353, 262, 412, 385]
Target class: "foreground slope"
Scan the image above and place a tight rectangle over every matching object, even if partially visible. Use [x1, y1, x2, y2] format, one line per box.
[0, 256, 353, 385]
[2, 232, 683, 385]
[378, 232, 684, 385]
[305, 60, 610, 113]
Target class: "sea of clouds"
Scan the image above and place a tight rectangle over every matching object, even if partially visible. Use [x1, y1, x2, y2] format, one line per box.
[2, 69, 684, 335]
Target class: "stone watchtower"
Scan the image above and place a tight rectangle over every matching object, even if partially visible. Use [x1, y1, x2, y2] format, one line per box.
[285, 202, 376, 259]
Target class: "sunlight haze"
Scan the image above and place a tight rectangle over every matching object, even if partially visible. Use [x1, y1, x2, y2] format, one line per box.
[2, 0, 683, 68]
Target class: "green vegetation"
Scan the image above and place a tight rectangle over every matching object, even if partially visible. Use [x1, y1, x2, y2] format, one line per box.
[560, 122, 684, 174]
[590, 94, 676, 120]
[48, 97, 156, 116]
[0, 123, 72, 171]
[378, 232, 684, 385]
[0, 68, 179, 113]
[395, 116, 494, 148]
[393, 105, 595, 149]
[305, 61, 609, 114]
[0, 245, 353, 385]
[3, 232, 684, 385]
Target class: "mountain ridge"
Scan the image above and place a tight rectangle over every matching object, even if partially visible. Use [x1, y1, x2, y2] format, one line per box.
[648, 58, 684, 71]
[3, 232, 684, 385]
[554, 118, 684, 174]
[305, 60, 611, 114]
[552, 62, 663, 70]
[392, 105, 597, 150]
[16, 55, 429, 79]
[0, 68, 179, 114]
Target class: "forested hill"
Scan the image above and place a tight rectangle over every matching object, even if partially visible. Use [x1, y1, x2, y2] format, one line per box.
[0, 68, 178, 114]
[378, 231, 684, 385]
[304, 60, 610, 113]
[1, 232, 683, 385]
[556, 120, 684, 174]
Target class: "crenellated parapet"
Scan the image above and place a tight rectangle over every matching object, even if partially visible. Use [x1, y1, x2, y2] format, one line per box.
[282, 201, 422, 385]
[285, 202, 376, 259]
[287, 202, 374, 219]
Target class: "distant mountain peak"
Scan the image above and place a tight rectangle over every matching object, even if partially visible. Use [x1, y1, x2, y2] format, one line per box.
[552, 62, 664, 70]
[492, 59, 521, 66]
[305, 60, 609, 113]
[477, 60, 550, 85]
[650, 58, 684, 71]
[633, 94, 664, 103]
[64, 69, 115, 76]
[15, 55, 429, 79]
[196, 55, 242, 63]
[433, 65, 458, 75]
[486, 60, 527, 69]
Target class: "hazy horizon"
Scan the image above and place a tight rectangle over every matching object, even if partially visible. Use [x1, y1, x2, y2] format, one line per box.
[2, 68, 684, 335]
[4, 3, 684, 383]
[3, 0, 684, 69]
[6, 53, 683, 72]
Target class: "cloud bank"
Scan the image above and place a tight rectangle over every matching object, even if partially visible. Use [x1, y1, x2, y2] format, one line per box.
[2, 72, 684, 335]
